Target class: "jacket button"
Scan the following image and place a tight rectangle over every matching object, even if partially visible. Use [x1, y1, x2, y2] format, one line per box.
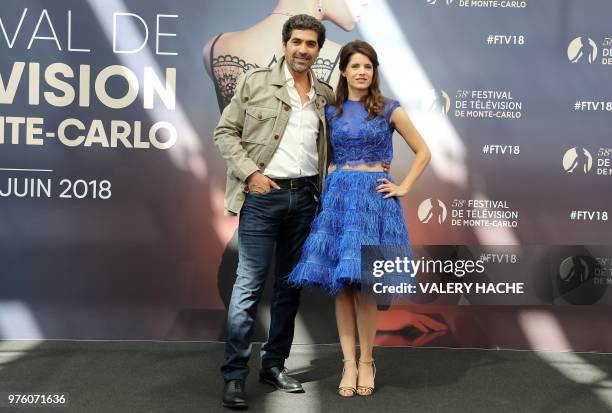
[283, 104, 289, 111]
[259, 162, 265, 167]
[257, 113, 262, 119]
[273, 134, 279, 140]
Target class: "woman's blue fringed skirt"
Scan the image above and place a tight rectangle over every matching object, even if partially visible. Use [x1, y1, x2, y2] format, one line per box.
[288, 169, 411, 294]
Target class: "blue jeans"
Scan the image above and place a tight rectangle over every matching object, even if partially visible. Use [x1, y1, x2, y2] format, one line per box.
[221, 186, 318, 381]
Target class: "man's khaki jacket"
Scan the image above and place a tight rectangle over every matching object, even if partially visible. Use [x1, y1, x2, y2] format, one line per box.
[213, 56, 335, 216]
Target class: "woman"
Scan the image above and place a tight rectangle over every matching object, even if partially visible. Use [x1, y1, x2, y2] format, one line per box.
[288, 40, 431, 397]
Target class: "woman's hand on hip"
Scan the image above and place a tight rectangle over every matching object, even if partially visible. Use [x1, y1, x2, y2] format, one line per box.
[376, 178, 409, 199]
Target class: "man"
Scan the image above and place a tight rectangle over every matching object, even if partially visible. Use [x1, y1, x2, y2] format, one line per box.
[213, 15, 335, 409]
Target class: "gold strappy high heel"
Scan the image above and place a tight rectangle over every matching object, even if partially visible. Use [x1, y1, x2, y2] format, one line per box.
[356, 359, 376, 396]
[338, 359, 357, 398]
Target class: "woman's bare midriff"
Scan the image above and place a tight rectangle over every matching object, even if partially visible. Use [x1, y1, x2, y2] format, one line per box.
[338, 163, 384, 172]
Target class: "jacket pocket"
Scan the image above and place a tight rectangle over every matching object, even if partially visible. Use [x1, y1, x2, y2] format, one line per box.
[243, 106, 278, 144]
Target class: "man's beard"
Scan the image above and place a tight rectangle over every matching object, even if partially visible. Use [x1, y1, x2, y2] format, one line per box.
[289, 55, 312, 72]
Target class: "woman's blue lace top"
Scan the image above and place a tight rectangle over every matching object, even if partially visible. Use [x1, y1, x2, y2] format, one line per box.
[325, 98, 400, 167]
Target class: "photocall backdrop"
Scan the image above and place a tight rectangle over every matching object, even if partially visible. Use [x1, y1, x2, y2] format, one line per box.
[1, 0, 611, 352]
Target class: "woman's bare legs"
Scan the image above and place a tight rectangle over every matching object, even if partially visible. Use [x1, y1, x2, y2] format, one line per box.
[336, 287, 358, 396]
[355, 292, 377, 395]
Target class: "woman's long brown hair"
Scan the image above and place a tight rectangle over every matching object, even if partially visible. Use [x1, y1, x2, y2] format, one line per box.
[334, 40, 384, 120]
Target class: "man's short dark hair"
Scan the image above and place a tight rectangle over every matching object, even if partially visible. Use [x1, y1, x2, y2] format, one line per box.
[282, 14, 326, 48]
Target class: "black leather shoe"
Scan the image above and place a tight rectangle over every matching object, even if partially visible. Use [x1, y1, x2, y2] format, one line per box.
[259, 367, 304, 393]
[222, 379, 248, 409]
